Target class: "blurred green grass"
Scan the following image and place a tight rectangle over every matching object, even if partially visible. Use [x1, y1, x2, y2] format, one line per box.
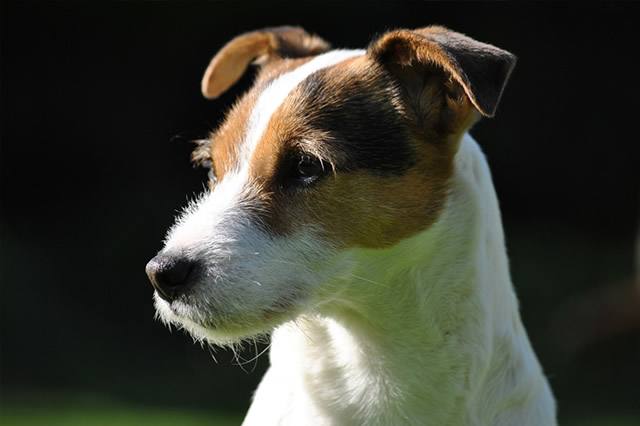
[2, 402, 639, 426]
[1, 400, 243, 426]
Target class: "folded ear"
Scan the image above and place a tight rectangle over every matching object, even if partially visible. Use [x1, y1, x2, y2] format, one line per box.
[368, 26, 516, 118]
[201, 26, 331, 99]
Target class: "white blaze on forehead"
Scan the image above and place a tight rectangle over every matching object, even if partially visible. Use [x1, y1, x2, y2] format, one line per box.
[164, 49, 364, 253]
[240, 49, 365, 163]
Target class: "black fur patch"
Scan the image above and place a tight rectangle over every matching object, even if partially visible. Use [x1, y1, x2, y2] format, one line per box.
[296, 68, 415, 175]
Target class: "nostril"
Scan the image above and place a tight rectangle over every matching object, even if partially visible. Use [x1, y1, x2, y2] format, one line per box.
[160, 257, 194, 287]
[145, 255, 196, 302]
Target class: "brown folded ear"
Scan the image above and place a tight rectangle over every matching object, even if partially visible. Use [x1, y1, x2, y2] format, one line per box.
[368, 26, 516, 118]
[201, 26, 331, 99]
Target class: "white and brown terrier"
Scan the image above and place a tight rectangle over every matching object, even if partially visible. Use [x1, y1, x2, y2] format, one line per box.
[146, 26, 556, 425]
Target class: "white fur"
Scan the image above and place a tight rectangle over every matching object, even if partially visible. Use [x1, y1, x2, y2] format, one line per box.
[242, 134, 556, 425]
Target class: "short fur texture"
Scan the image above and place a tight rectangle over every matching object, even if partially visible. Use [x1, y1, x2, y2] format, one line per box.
[147, 26, 556, 425]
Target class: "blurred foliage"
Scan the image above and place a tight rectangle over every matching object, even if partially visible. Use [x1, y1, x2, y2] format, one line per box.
[2, 397, 640, 426]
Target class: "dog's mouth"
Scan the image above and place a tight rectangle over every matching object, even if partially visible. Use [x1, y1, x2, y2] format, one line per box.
[153, 283, 305, 344]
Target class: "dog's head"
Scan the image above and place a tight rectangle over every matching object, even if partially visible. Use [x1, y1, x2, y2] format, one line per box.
[146, 26, 515, 344]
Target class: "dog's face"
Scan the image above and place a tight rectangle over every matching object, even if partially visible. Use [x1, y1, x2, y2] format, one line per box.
[146, 26, 515, 344]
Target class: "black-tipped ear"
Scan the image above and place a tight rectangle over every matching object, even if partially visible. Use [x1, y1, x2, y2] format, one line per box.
[201, 26, 331, 99]
[368, 26, 516, 117]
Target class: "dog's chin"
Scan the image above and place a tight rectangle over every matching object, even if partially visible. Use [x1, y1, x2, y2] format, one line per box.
[153, 292, 298, 346]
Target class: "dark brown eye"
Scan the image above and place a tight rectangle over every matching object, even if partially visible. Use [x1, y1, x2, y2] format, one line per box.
[201, 160, 217, 184]
[295, 155, 325, 185]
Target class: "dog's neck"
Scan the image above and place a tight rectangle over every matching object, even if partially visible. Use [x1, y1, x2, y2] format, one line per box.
[259, 134, 554, 425]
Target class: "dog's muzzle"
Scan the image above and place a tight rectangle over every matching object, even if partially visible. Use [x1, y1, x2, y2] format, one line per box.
[145, 254, 197, 302]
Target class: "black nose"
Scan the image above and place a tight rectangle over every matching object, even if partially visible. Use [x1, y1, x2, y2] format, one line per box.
[145, 254, 196, 302]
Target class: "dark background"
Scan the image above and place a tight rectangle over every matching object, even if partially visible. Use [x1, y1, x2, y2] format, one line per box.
[2, 1, 639, 424]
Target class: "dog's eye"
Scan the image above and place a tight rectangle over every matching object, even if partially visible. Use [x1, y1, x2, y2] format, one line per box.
[294, 155, 326, 185]
[201, 160, 217, 184]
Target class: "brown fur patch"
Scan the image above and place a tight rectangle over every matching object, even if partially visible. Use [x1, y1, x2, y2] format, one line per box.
[244, 55, 466, 248]
[280, 149, 455, 249]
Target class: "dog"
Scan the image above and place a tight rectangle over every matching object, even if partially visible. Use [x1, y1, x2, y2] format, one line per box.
[146, 26, 557, 425]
